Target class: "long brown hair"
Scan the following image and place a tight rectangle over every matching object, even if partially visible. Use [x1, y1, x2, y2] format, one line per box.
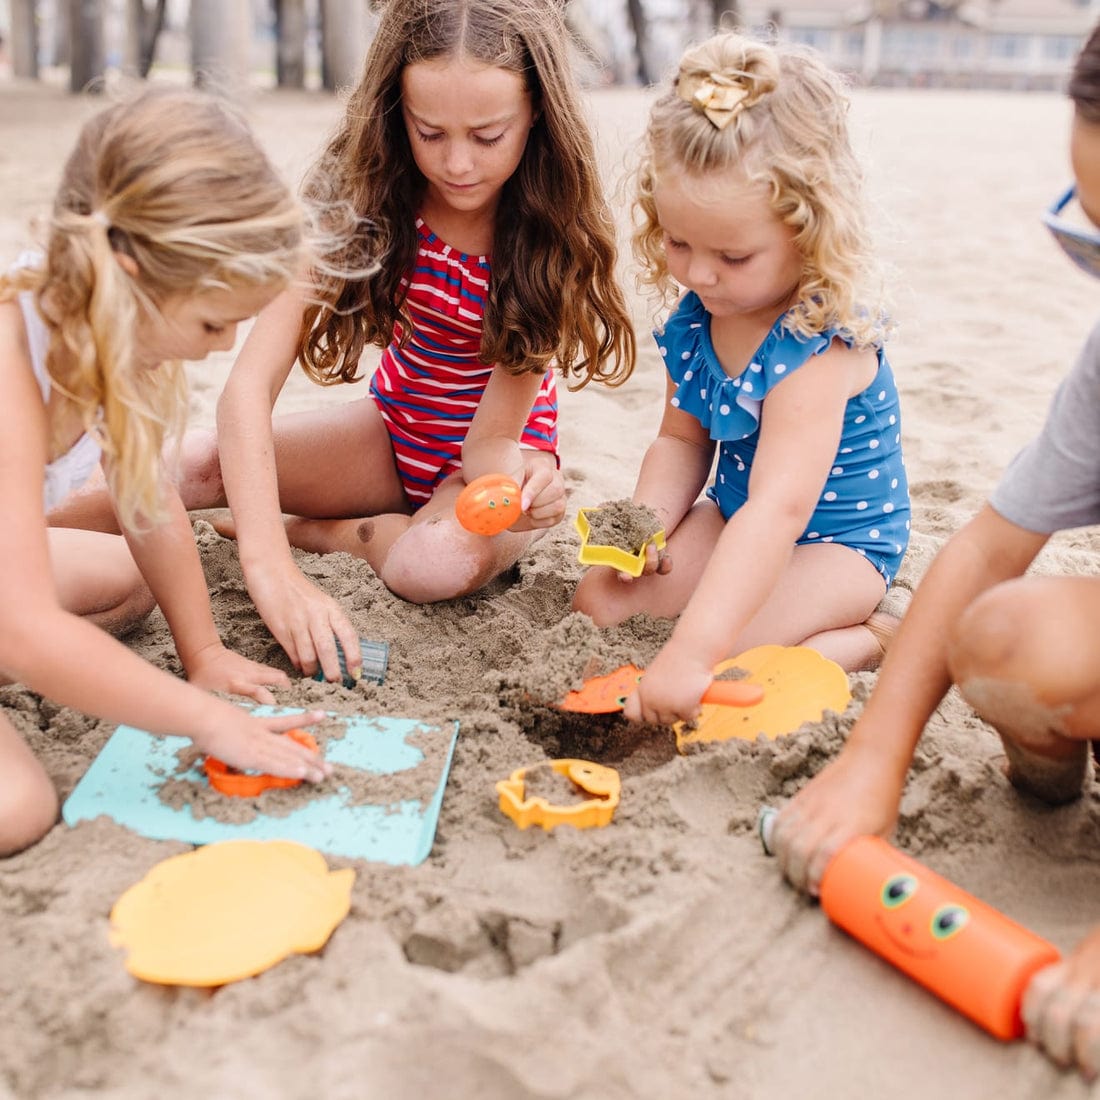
[299, 0, 635, 390]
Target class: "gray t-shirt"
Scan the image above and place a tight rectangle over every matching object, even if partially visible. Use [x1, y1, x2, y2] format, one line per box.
[991, 320, 1100, 534]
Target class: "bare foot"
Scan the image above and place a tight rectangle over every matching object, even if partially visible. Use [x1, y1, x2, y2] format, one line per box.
[208, 510, 238, 541]
[1001, 738, 1090, 805]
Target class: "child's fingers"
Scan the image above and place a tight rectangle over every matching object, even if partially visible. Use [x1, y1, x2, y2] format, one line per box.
[236, 681, 277, 706]
[1023, 963, 1081, 1067]
[265, 709, 325, 734]
[1073, 995, 1100, 1079]
[257, 735, 329, 783]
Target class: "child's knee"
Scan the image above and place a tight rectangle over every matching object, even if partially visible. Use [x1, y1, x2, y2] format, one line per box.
[177, 429, 225, 508]
[380, 520, 491, 603]
[0, 772, 58, 856]
[948, 579, 1040, 682]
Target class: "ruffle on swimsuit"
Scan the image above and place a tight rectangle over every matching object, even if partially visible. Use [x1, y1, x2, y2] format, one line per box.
[659, 292, 839, 442]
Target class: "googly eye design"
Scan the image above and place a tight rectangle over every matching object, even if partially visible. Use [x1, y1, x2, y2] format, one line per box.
[880, 873, 918, 909]
[930, 904, 970, 941]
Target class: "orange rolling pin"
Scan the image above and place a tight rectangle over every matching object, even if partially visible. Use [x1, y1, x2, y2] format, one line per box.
[757, 809, 1060, 1040]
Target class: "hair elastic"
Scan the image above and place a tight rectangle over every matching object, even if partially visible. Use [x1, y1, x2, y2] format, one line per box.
[90, 210, 111, 230]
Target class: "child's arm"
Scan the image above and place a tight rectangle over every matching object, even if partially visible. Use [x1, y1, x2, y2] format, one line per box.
[627, 375, 716, 572]
[215, 286, 361, 681]
[0, 311, 328, 781]
[624, 341, 871, 723]
[118, 474, 290, 704]
[772, 504, 1047, 893]
[461, 366, 565, 531]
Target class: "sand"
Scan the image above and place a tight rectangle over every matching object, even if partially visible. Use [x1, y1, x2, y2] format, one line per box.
[3, 78, 1100, 1099]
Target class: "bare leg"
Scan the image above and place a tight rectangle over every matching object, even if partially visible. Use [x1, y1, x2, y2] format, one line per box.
[47, 528, 155, 635]
[803, 608, 902, 672]
[0, 713, 58, 854]
[280, 474, 540, 603]
[948, 575, 1100, 804]
[46, 465, 118, 533]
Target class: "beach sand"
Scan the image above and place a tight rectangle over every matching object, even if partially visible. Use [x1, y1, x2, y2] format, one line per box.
[3, 78, 1100, 1099]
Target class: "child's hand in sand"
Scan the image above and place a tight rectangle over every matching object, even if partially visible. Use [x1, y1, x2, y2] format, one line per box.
[183, 641, 291, 705]
[240, 557, 361, 683]
[190, 708, 332, 784]
[621, 643, 713, 726]
[772, 744, 904, 895]
[1023, 929, 1100, 1079]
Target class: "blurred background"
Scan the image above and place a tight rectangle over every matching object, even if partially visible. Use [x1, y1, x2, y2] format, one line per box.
[0, 0, 1096, 96]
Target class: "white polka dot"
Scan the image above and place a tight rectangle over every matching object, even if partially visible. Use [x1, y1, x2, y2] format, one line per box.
[869, 439, 880, 449]
[895, 433, 901, 444]
[774, 363, 787, 374]
[855, 415, 866, 424]
[719, 404, 730, 415]
[682, 350, 691, 359]
[857, 548, 866, 556]
[823, 536, 834, 543]
[824, 491, 837, 502]
[868, 469, 879, 479]
[888, 415, 896, 425]
[877, 390, 886, 401]
[684, 369, 694, 380]
[832, 466, 843, 475]
[750, 362, 763, 373]
[807, 531, 819, 539]
[895, 543, 903, 552]
[856, 500, 868, 510]
[742, 382, 753, 394]
[659, 346, 668, 357]
[905, 520, 911, 530]
[700, 389, 707, 400]
[734, 377, 741, 387]
[671, 397, 681, 407]
[870, 528, 880, 538]
[690, 322, 701, 329]
[890, 478, 898, 489]
[840, 447, 852, 454]
[883, 502, 894, 513]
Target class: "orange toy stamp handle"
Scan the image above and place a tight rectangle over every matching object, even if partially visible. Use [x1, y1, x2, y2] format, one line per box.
[819, 834, 1061, 1041]
[204, 729, 321, 798]
[559, 664, 764, 714]
[455, 474, 523, 536]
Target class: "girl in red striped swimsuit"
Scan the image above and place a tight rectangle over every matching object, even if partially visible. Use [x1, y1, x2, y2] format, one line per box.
[170, 0, 635, 681]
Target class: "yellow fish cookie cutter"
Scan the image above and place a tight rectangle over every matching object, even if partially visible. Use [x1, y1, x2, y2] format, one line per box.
[496, 758, 621, 831]
[575, 508, 666, 578]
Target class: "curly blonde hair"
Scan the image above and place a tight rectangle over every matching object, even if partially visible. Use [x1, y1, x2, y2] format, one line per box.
[634, 31, 888, 348]
[298, 0, 635, 390]
[0, 87, 305, 530]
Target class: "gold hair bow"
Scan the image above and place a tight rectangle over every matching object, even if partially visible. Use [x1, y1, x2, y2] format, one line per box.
[677, 72, 749, 131]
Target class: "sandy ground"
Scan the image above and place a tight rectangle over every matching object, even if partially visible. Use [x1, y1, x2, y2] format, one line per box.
[4, 77, 1100, 1099]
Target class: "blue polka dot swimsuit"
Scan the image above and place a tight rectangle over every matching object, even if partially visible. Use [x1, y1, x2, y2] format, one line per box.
[656, 292, 911, 587]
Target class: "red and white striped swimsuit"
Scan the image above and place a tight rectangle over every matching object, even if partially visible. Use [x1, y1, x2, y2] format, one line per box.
[369, 218, 559, 508]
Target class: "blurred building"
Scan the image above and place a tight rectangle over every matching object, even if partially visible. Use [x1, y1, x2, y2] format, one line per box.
[753, 0, 1098, 89]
